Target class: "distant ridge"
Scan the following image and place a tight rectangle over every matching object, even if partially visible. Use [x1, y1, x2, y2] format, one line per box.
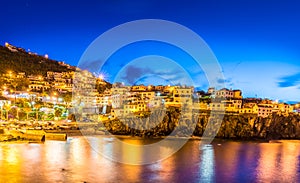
[0, 43, 76, 76]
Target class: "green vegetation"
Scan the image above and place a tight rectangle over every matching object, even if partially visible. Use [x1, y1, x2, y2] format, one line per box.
[95, 79, 112, 93]
[0, 45, 75, 76]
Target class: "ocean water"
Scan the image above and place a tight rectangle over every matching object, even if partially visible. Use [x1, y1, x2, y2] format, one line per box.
[0, 136, 299, 183]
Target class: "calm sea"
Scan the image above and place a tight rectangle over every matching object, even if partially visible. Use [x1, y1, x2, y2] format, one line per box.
[0, 136, 299, 183]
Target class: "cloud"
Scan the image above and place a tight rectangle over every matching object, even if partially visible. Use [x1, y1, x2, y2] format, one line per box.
[277, 73, 300, 88]
[152, 69, 195, 85]
[151, 70, 179, 76]
[217, 78, 232, 84]
[120, 65, 196, 86]
[121, 65, 151, 84]
[78, 59, 103, 73]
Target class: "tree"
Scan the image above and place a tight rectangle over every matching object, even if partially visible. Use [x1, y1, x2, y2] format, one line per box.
[61, 92, 72, 106]
[11, 81, 17, 91]
[14, 78, 30, 91]
[67, 113, 76, 122]
[23, 107, 32, 120]
[54, 107, 63, 118]
[47, 113, 54, 120]
[3, 104, 11, 120]
[32, 103, 42, 121]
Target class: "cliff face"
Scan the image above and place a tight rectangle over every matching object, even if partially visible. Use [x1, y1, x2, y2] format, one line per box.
[210, 113, 300, 139]
[101, 108, 300, 140]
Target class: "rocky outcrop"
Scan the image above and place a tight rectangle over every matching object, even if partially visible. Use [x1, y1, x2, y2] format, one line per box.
[97, 108, 300, 140]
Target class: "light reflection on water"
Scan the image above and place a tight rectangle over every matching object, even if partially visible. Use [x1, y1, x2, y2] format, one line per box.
[0, 137, 299, 183]
[200, 144, 215, 182]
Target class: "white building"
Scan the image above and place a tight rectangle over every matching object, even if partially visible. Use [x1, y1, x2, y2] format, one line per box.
[215, 88, 234, 99]
[173, 87, 193, 105]
[258, 104, 273, 118]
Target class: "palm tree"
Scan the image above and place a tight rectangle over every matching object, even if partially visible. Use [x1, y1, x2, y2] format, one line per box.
[41, 91, 48, 106]
[34, 103, 42, 121]
[3, 104, 11, 120]
[23, 107, 32, 120]
[62, 92, 72, 107]
[54, 107, 63, 118]
[11, 81, 18, 106]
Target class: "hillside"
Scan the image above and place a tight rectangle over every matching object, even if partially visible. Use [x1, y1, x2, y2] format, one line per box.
[0, 44, 75, 76]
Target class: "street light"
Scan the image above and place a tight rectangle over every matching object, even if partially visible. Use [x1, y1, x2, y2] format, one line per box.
[8, 70, 12, 78]
[10, 89, 17, 106]
[58, 97, 63, 103]
[99, 74, 104, 80]
[16, 107, 19, 120]
[0, 102, 3, 120]
[31, 101, 38, 121]
[52, 92, 58, 104]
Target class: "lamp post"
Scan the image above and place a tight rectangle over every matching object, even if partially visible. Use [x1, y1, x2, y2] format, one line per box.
[8, 71, 12, 80]
[15, 107, 19, 120]
[3, 86, 7, 95]
[31, 101, 38, 121]
[0, 102, 3, 120]
[51, 92, 58, 105]
[14, 92, 16, 106]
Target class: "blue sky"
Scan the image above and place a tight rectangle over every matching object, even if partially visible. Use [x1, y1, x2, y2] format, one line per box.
[1, 0, 300, 101]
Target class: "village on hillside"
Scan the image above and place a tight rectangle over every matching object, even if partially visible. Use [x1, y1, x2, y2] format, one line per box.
[78, 81, 298, 119]
[0, 68, 299, 124]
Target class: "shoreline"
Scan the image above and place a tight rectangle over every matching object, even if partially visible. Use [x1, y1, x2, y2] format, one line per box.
[2, 124, 300, 143]
[71, 130, 300, 141]
[52, 130, 300, 142]
[1, 131, 300, 144]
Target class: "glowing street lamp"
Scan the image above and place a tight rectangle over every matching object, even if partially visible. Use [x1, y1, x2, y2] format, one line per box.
[58, 98, 63, 103]
[7, 70, 13, 79]
[10, 89, 17, 106]
[0, 102, 3, 120]
[99, 74, 104, 80]
[2, 86, 8, 96]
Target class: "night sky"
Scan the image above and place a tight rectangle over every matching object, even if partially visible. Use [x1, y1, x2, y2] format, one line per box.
[1, 0, 300, 102]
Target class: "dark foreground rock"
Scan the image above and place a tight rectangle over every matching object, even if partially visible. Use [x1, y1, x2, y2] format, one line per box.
[98, 108, 300, 140]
